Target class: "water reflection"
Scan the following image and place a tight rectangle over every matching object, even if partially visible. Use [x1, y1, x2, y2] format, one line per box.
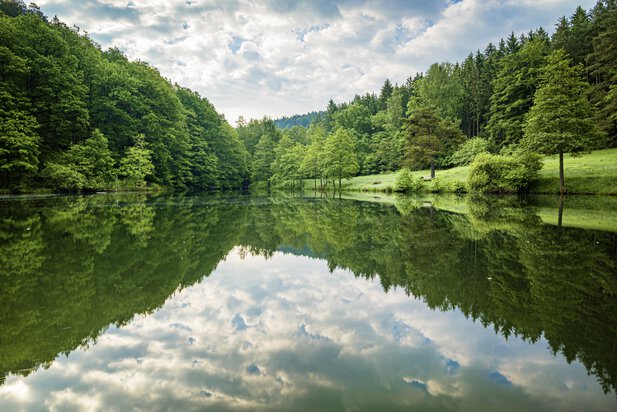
[0, 194, 615, 411]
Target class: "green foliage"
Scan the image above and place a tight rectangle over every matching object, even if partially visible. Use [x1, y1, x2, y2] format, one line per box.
[487, 38, 550, 150]
[271, 135, 304, 188]
[467, 152, 541, 193]
[119, 134, 155, 187]
[273, 111, 324, 129]
[448, 180, 467, 194]
[523, 49, 601, 193]
[448, 137, 491, 166]
[43, 129, 116, 191]
[393, 168, 422, 192]
[251, 134, 277, 184]
[523, 49, 600, 156]
[323, 128, 359, 187]
[403, 104, 465, 173]
[587, 3, 617, 145]
[0, 9, 247, 192]
[42, 162, 86, 191]
[428, 178, 443, 193]
[416, 62, 463, 123]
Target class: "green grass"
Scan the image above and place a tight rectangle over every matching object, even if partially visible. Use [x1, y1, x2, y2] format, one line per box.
[532, 148, 617, 195]
[336, 148, 617, 195]
[334, 165, 469, 193]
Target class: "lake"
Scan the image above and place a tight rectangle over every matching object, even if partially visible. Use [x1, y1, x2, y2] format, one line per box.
[0, 193, 616, 411]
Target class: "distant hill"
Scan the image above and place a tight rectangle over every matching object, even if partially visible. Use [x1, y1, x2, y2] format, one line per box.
[274, 111, 324, 129]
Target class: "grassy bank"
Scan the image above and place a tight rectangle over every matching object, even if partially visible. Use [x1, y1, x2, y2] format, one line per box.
[335, 148, 617, 195]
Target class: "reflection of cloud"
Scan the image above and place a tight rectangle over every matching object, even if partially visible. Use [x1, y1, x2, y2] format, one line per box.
[0, 248, 614, 411]
[35, 0, 596, 122]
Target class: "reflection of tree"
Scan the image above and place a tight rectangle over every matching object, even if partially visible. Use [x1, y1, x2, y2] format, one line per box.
[0, 194, 616, 394]
[0, 194, 247, 383]
[520, 226, 617, 393]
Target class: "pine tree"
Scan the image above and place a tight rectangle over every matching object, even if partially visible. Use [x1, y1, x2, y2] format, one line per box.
[523, 49, 601, 195]
[587, 2, 617, 145]
[487, 38, 549, 150]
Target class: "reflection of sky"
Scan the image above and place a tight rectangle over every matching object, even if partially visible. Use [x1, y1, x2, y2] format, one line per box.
[1, 249, 615, 411]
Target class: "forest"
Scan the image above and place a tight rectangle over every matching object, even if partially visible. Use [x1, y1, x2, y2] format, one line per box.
[0, 0, 616, 194]
[0, 0, 250, 192]
[241, 0, 617, 194]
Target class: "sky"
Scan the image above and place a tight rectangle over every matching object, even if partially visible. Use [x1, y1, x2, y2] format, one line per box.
[35, 0, 598, 124]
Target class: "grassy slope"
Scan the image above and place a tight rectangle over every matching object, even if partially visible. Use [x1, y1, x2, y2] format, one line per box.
[337, 148, 617, 195]
[532, 148, 617, 194]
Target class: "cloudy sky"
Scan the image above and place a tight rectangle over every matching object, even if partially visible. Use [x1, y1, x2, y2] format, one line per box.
[36, 0, 597, 123]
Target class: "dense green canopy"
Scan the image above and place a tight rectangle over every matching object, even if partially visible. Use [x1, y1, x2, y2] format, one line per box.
[0, 1, 249, 192]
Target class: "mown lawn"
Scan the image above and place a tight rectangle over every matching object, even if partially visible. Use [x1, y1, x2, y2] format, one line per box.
[334, 148, 617, 195]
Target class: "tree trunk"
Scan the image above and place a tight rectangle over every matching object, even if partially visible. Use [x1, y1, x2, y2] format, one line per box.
[559, 150, 565, 195]
[558, 195, 565, 230]
[430, 161, 435, 179]
[339, 175, 342, 193]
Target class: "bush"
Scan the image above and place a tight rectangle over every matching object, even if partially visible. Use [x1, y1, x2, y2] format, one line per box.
[394, 168, 423, 192]
[428, 178, 443, 193]
[448, 180, 467, 194]
[449, 138, 491, 166]
[467, 152, 542, 193]
[43, 163, 86, 192]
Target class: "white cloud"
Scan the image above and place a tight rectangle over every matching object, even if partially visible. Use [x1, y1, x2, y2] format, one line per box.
[35, 0, 597, 123]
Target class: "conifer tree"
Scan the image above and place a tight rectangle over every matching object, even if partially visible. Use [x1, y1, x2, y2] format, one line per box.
[523, 49, 601, 194]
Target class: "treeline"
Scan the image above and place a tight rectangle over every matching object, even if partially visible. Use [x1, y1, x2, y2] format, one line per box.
[0, 1, 249, 192]
[238, 1, 616, 193]
[272, 111, 324, 129]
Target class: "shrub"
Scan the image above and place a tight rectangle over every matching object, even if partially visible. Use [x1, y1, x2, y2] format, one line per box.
[449, 138, 491, 166]
[43, 163, 86, 192]
[394, 168, 423, 192]
[448, 180, 467, 194]
[428, 178, 443, 193]
[467, 152, 542, 193]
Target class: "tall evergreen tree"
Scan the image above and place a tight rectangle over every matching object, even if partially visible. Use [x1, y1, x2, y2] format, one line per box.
[587, 2, 617, 145]
[487, 38, 549, 150]
[523, 50, 601, 194]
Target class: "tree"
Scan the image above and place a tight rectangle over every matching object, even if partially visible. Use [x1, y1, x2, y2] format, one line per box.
[271, 135, 303, 188]
[486, 37, 549, 150]
[370, 89, 406, 172]
[403, 104, 464, 178]
[415, 62, 463, 124]
[322, 128, 359, 190]
[300, 125, 326, 189]
[251, 134, 277, 188]
[587, 3, 617, 146]
[0, 39, 40, 189]
[523, 49, 601, 195]
[119, 134, 155, 187]
[378, 78, 394, 110]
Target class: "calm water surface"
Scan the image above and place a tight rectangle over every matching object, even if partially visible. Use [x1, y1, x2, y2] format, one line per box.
[0, 193, 616, 411]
